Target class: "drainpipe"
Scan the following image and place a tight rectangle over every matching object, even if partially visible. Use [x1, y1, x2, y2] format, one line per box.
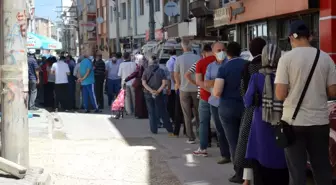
[132, 0, 137, 46]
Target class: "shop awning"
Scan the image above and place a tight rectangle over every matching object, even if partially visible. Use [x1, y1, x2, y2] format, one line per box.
[27, 32, 43, 49]
[26, 32, 62, 50]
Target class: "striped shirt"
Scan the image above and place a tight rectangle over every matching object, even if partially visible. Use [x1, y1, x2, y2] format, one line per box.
[188, 62, 200, 98]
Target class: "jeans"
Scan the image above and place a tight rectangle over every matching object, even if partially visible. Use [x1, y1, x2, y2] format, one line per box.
[210, 105, 230, 158]
[28, 80, 38, 109]
[199, 99, 211, 150]
[125, 85, 136, 115]
[285, 125, 332, 185]
[144, 92, 173, 134]
[219, 103, 244, 177]
[107, 79, 121, 106]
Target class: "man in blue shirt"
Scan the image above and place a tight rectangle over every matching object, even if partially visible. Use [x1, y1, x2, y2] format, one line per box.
[213, 42, 248, 183]
[78, 49, 100, 113]
[28, 50, 39, 110]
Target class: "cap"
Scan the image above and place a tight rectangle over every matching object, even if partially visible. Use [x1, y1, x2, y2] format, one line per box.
[28, 49, 36, 55]
[289, 20, 310, 38]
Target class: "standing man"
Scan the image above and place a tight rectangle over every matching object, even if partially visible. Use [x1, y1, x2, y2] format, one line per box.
[106, 57, 121, 106]
[51, 56, 71, 111]
[78, 49, 101, 113]
[73, 56, 83, 109]
[118, 52, 137, 115]
[190, 44, 218, 156]
[93, 52, 106, 109]
[28, 50, 40, 110]
[275, 20, 336, 185]
[174, 39, 201, 143]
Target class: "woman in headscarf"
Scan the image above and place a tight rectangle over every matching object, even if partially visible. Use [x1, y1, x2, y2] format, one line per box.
[243, 44, 288, 185]
[124, 54, 148, 118]
[234, 37, 266, 182]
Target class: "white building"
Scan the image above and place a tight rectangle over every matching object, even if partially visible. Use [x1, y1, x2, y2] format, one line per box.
[108, 0, 164, 52]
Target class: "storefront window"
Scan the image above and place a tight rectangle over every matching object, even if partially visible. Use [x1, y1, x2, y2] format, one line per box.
[228, 30, 237, 42]
[247, 23, 267, 48]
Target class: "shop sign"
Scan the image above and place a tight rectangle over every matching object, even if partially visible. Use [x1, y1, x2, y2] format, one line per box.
[48, 44, 57, 49]
[214, 2, 245, 28]
[145, 29, 163, 41]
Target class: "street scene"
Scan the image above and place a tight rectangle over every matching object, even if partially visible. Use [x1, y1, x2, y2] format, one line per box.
[0, 0, 336, 185]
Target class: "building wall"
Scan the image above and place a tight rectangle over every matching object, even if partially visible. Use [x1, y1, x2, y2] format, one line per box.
[96, 0, 109, 58]
[109, 0, 164, 39]
[35, 18, 51, 37]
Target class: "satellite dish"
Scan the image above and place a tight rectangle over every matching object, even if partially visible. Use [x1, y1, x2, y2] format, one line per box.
[164, 1, 179, 17]
[96, 17, 104, 24]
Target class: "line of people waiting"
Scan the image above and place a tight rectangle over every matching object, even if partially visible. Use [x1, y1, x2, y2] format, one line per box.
[127, 20, 336, 185]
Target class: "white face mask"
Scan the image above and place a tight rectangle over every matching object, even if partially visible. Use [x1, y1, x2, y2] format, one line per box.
[215, 51, 226, 61]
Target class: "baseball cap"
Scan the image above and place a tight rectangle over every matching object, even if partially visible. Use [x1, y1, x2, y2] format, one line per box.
[289, 20, 310, 38]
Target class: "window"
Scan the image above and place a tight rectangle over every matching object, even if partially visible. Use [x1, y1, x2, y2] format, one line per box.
[121, 2, 126, 19]
[155, 0, 160, 12]
[139, 0, 144, 15]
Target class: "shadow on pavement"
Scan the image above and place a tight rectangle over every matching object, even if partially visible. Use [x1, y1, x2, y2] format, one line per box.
[108, 116, 182, 185]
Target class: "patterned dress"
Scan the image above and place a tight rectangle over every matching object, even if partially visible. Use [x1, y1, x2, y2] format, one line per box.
[234, 56, 262, 169]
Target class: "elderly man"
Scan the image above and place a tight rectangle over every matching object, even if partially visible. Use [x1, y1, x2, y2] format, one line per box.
[174, 39, 201, 143]
[93, 52, 106, 109]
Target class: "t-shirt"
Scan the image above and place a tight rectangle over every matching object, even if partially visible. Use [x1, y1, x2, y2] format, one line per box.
[28, 56, 38, 81]
[142, 64, 167, 91]
[118, 60, 137, 86]
[275, 47, 336, 126]
[216, 58, 247, 108]
[174, 52, 201, 92]
[79, 58, 95, 85]
[166, 55, 177, 90]
[196, 56, 216, 101]
[51, 61, 70, 84]
[205, 60, 227, 107]
[106, 60, 121, 80]
[47, 66, 55, 82]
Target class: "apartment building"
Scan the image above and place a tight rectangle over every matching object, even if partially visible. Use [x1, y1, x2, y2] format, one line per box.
[108, 0, 165, 53]
[35, 17, 53, 38]
[77, 0, 97, 56]
[96, 0, 109, 58]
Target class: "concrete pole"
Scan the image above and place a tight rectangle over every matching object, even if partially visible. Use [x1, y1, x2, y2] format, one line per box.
[148, 0, 155, 41]
[115, 0, 121, 52]
[1, 0, 29, 167]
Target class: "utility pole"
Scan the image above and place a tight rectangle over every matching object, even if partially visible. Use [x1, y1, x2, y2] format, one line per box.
[1, 0, 29, 167]
[148, 0, 155, 41]
[114, 0, 121, 52]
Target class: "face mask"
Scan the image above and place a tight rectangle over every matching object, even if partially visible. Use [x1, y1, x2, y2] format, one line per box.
[215, 51, 226, 61]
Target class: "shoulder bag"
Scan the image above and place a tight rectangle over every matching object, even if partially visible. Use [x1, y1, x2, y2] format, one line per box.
[275, 49, 320, 148]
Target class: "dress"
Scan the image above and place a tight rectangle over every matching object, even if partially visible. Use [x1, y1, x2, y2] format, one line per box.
[245, 73, 288, 185]
[125, 65, 148, 118]
[234, 56, 262, 169]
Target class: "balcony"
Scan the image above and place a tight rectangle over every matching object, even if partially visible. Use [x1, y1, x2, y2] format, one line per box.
[189, 0, 214, 18]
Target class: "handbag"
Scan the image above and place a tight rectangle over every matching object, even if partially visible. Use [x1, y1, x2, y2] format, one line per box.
[275, 49, 320, 148]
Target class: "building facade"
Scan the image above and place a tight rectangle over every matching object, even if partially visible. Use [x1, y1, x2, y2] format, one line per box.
[96, 0, 109, 58]
[108, 0, 165, 53]
[35, 17, 53, 38]
[77, 0, 97, 56]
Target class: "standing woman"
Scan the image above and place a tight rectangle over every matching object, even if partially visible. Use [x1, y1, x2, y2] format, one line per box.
[124, 54, 148, 119]
[234, 37, 266, 184]
[243, 44, 288, 185]
[213, 42, 248, 183]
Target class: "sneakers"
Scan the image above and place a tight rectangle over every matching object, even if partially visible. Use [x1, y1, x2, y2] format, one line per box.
[228, 175, 244, 184]
[193, 148, 208, 157]
[94, 109, 102, 113]
[29, 106, 39, 111]
[217, 157, 231, 164]
[186, 139, 196, 144]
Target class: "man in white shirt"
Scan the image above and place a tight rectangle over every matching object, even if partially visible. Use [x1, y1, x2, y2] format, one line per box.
[275, 20, 336, 185]
[118, 52, 137, 115]
[51, 56, 71, 111]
